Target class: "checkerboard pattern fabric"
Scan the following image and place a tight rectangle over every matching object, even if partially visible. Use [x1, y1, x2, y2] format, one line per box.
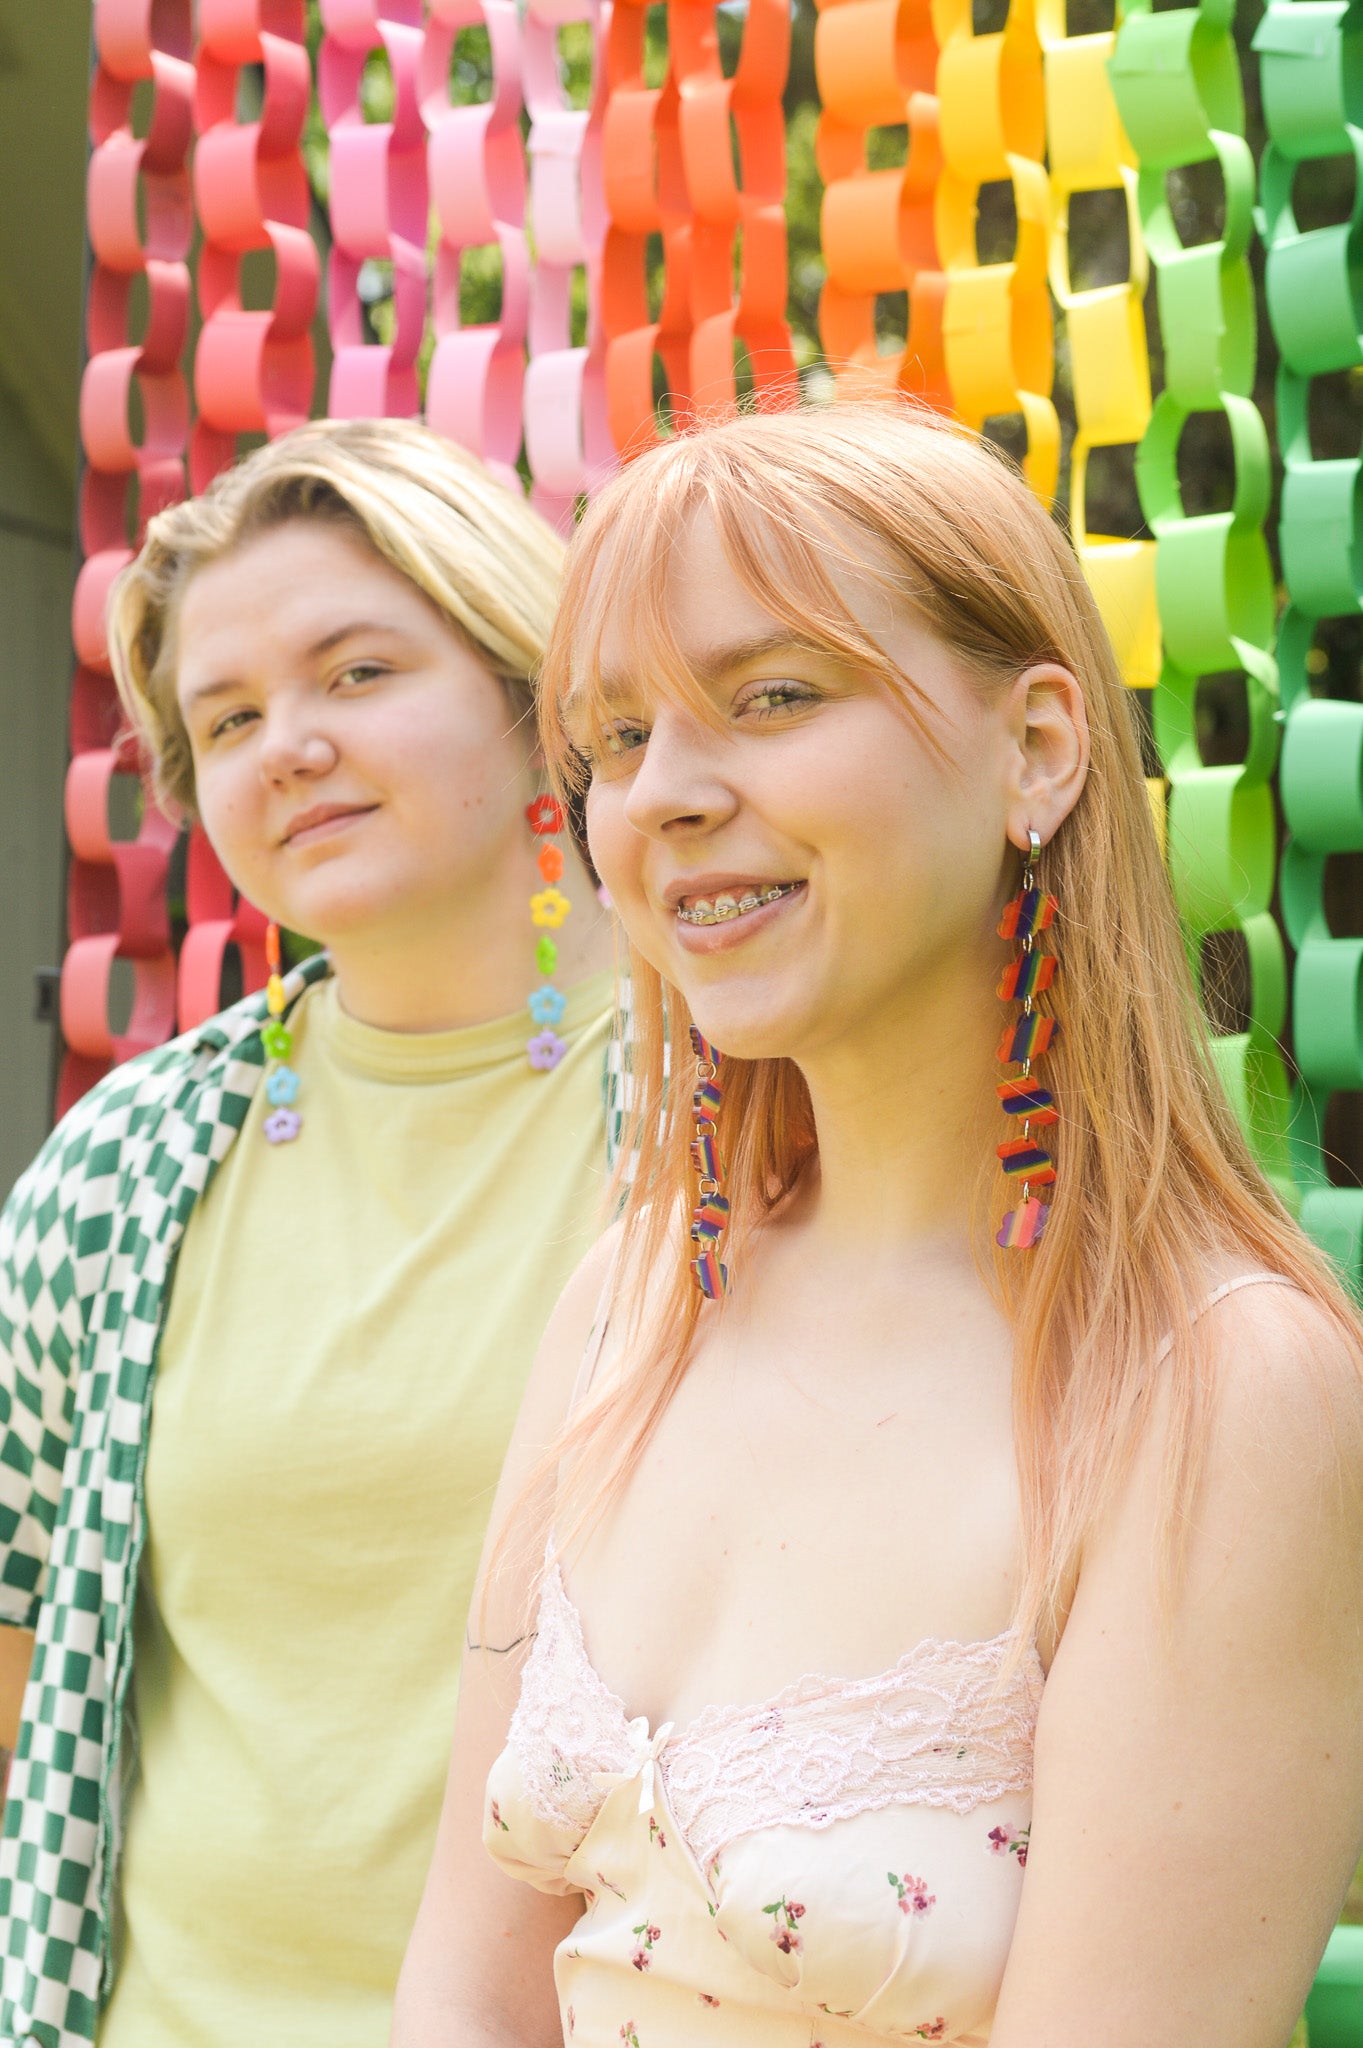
[0, 957, 329, 2048]
[0, 956, 628, 2047]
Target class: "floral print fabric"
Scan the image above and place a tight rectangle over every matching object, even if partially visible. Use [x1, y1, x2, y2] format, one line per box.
[484, 1564, 1042, 2045]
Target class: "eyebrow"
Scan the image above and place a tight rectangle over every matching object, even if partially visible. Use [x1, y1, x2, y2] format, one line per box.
[598, 630, 831, 699]
[181, 620, 405, 707]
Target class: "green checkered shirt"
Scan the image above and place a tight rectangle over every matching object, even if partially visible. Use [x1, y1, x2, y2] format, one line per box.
[0, 957, 629, 2048]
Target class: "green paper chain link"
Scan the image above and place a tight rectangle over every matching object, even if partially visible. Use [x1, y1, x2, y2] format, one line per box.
[1110, 0, 1296, 1209]
[1256, 0, 1363, 1282]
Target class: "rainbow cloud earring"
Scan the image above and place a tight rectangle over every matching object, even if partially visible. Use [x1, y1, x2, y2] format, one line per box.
[527, 795, 572, 1071]
[688, 1026, 731, 1298]
[994, 829, 1059, 1249]
[261, 922, 302, 1144]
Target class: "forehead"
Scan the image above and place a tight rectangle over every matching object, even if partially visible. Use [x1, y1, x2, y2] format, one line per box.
[174, 521, 438, 694]
[593, 506, 902, 696]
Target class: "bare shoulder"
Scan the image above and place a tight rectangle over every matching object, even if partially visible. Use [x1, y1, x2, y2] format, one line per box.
[1194, 1273, 1363, 1483]
[1081, 1271, 1363, 1634]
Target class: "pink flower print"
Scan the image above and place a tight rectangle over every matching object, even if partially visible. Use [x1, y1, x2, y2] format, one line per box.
[620, 2025, 641, 2048]
[649, 1817, 667, 1849]
[911, 2021, 947, 2040]
[888, 1871, 936, 1916]
[566, 2008, 575, 2036]
[986, 1823, 1030, 1868]
[698, 1992, 721, 2008]
[763, 1896, 805, 1954]
[630, 1920, 661, 1970]
[489, 1799, 509, 1833]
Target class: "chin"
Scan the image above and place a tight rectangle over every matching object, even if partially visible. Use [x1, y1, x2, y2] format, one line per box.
[682, 989, 826, 1066]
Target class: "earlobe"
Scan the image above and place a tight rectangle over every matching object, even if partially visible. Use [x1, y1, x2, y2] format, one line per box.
[1005, 662, 1090, 852]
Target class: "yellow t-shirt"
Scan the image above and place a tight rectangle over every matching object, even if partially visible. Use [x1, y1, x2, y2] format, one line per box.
[99, 971, 615, 2048]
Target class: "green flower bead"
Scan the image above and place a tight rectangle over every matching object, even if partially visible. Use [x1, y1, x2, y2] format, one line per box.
[262, 1021, 293, 1060]
[537, 936, 558, 975]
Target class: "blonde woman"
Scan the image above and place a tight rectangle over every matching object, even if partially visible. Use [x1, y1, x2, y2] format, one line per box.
[395, 406, 1363, 2048]
[0, 419, 616, 2048]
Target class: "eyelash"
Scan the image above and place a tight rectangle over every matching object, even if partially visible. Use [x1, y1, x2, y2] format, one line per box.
[597, 682, 818, 761]
[205, 663, 388, 742]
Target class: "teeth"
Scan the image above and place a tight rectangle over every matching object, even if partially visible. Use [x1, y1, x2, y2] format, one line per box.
[676, 882, 800, 926]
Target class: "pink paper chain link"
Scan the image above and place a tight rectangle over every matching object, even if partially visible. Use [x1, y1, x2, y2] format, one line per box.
[321, 0, 428, 418]
[420, 0, 529, 492]
[522, 0, 616, 529]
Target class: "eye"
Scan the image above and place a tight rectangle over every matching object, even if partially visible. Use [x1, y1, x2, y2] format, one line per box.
[335, 661, 387, 689]
[740, 681, 819, 719]
[585, 719, 649, 770]
[207, 706, 258, 742]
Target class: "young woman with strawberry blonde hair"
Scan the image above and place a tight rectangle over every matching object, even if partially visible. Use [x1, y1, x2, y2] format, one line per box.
[395, 405, 1363, 2048]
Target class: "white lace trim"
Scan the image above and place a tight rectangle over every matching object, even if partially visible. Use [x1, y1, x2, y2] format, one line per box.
[508, 1564, 1043, 1869]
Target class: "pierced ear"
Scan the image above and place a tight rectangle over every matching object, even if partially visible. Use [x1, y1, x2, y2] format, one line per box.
[1004, 662, 1090, 853]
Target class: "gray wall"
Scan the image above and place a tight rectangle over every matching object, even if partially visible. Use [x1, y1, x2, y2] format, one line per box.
[0, 6, 89, 1197]
[0, 389, 74, 1194]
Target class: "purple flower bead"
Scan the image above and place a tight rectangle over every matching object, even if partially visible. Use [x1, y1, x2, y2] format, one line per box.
[527, 1028, 568, 1072]
[263, 1107, 302, 1144]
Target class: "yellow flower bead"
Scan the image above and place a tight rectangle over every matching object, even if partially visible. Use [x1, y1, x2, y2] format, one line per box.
[530, 886, 572, 929]
[266, 973, 286, 1018]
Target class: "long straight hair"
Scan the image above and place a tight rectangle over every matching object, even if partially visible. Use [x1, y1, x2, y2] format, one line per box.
[532, 402, 1363, 1645]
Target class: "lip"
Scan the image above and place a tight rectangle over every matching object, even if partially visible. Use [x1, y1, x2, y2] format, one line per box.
[662, 872, 802, 913]
[280, 802, 378, 848]
[672, 880, 807, 954]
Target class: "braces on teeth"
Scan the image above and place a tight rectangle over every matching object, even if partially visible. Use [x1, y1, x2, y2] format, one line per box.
[676, 882, 800, 927]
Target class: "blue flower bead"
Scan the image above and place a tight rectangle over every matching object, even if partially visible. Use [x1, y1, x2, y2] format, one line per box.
[266, 1065, 300, 1107]
[528, 984, 568, 1027]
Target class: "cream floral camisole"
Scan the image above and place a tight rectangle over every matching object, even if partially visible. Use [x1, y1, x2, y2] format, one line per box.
[484, 1553, 1042, 2046]
[483, 1273, 1291, 2046]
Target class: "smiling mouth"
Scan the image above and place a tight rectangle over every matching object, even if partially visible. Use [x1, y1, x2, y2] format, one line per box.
[675, 882, 804, 927]
[282, 805, 376, 846]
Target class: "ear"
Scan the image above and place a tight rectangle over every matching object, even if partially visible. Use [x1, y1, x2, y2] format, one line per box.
[1000, 662, 1090, 854]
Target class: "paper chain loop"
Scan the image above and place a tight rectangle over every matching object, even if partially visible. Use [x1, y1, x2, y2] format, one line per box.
[62, 0, 195, 1111]
[814, 0, 948, 405]
[1257, 0, 1363, 1277]
[62, 0, 1363, 1251]
[1110, 0, 1295, 1210]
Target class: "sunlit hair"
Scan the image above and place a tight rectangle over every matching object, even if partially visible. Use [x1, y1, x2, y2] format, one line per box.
[532, 400, 1363, 1648]
[109, 416, 564, 817]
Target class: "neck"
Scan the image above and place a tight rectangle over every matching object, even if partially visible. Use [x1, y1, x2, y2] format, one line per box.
[321, 840, 614, 1035]
[794, 942, 1003, 1254]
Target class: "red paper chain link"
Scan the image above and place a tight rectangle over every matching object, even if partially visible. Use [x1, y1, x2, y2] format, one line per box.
[61, 0, 195, 1113]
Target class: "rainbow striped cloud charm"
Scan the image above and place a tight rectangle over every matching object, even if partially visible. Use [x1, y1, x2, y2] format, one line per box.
[995, 832, 1060, 1251]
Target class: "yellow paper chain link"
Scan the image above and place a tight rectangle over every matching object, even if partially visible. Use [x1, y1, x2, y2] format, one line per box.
[931, 0, 1058, 500]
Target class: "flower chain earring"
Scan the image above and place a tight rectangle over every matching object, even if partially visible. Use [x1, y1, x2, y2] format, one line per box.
[994, 828, 1059, 1248]
[527, 794, 573, 1071]
[261, 922, 302, 1144]
[688, 1025, 731, 1298]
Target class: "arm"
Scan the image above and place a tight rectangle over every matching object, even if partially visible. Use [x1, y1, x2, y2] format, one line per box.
[390, 1228, 622, 2048]
[992, 1282, 1363, 2048]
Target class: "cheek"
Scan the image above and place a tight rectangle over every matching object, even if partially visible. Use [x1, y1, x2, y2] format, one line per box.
[584, 783, 638, 894]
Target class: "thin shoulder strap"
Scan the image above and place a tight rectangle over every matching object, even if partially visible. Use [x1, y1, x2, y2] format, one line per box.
[565, 1240, 625, 1422]
[1153, 1270, 1298, 1367]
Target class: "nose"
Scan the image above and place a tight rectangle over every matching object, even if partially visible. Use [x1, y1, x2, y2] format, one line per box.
[256, 700, 338, 787]
[622, 707, 738, 841]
